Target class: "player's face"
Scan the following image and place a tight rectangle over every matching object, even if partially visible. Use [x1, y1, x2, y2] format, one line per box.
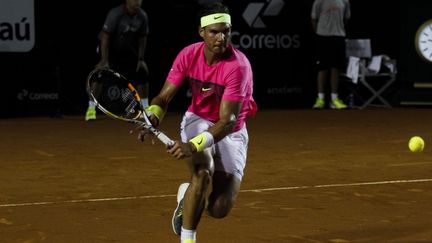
[200, 23, 232, 56]
[126, 0, 142, 15]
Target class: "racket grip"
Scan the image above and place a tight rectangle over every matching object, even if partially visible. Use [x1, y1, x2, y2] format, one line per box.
[157, 132, 175, 147]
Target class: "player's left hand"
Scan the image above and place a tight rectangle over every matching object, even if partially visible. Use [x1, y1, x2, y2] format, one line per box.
[167, 141, 195, 159]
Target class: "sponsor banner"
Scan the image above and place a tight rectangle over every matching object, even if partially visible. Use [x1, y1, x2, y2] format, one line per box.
[0, 0, 317, 117]
[0, 65, 63, 117]
[231, 0, 302, 50]
[16, 89, 59, 101]
[228, 0, 315, 107]
[0, 0, 35, 52]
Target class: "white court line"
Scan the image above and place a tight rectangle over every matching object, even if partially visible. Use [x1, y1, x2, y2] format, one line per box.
[240, 178, 432, 192]
[0, 195, 175, 208]
[388, 162, 432, 167]
[1, 178, 432, 208]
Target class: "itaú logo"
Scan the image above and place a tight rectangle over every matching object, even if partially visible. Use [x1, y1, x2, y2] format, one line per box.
[0, 0, 35, 52]
[242, 0, 284, 28]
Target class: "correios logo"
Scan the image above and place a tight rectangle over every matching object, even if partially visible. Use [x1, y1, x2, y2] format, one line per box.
[242, 0, 285, 28]
[17, 89, 59, 101]
[232, 0, 300, 50]
[0, 0, 35, 52]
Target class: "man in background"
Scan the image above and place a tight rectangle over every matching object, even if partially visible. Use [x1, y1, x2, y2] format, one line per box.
[86, 0, 150, 121]
[311, 0, 350, 110]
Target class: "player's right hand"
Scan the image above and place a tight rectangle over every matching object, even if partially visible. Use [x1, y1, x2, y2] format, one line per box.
[134, 127, 155, 145]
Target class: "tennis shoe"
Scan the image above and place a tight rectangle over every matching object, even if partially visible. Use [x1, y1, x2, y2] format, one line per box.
[330, 98, 347, 110]
[85, 107, 96, 121]
[312, 98, 325, 109]
[172, 182, 189, 236]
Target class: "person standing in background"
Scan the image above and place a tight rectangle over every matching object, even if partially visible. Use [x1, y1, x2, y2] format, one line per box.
[311, 0, 350, 110]
[86, 0, 150, 121]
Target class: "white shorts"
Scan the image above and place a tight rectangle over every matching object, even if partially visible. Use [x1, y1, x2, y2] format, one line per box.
[180, 112, 249, 180]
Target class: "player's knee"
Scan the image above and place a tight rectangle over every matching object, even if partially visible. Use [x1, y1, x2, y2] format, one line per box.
[195, 168, 211, 184]
[207, 198, 233, 219]
[191, 169, 211, 194]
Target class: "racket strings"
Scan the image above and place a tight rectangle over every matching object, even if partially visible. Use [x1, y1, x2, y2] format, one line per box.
[123, 95, 139, 119]
[116, 88, 140, 119]
[122, 88, 133, 102]
[89, 70, 141, 120]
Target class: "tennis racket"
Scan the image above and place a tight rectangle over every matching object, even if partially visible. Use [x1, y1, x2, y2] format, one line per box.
[86, 68, 174, 146]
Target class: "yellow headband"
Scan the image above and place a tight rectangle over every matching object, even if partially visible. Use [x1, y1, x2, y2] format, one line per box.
[200, 13, 231, 27]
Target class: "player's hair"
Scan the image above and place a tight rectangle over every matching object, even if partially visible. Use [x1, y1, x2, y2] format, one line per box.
[197, 1, 230, 19]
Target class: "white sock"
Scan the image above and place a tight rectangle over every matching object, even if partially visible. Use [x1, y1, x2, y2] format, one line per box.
[181, 227, 196, 242]
[318, 93, 325, 99]
[140, 98, 149, 108]
[88, 101, 96, 109]
[331, 93, 338, 100]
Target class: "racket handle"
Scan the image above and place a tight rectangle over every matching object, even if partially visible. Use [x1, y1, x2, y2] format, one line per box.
[157, 132, 175, 147]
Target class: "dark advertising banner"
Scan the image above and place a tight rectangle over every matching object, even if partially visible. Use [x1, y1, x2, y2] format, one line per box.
[0, 0, 414, 117]
[0, 0, 103, 118]
[228, 0, 316, 109]
[0, 0, 58, 117]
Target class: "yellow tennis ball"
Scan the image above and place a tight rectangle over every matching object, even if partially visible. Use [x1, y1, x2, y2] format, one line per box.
[408, 136, 425, 152]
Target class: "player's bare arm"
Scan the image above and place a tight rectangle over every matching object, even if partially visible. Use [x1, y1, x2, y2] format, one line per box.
[151, 81, 179, 111]
[208, 100, 242, 142]
[138, 81, 179, 143]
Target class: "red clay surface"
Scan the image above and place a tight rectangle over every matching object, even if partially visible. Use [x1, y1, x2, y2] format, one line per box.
[1, 108, 432, 242]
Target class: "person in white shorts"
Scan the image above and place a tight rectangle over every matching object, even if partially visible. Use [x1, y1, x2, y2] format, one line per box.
[138, 2, 257, 243]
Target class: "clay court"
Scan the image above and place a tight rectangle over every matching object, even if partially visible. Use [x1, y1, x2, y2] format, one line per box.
[1, 108, 432, 243]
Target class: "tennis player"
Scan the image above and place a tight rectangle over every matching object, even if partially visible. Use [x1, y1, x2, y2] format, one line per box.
[138, 2, 257, 242]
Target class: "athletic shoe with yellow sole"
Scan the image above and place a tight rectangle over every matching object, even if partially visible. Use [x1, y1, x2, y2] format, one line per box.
[85, 107, 96, 121]
[312, 98, 325, 109]
[330, 98, 347, 110]
[172, 182, 189, 236]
